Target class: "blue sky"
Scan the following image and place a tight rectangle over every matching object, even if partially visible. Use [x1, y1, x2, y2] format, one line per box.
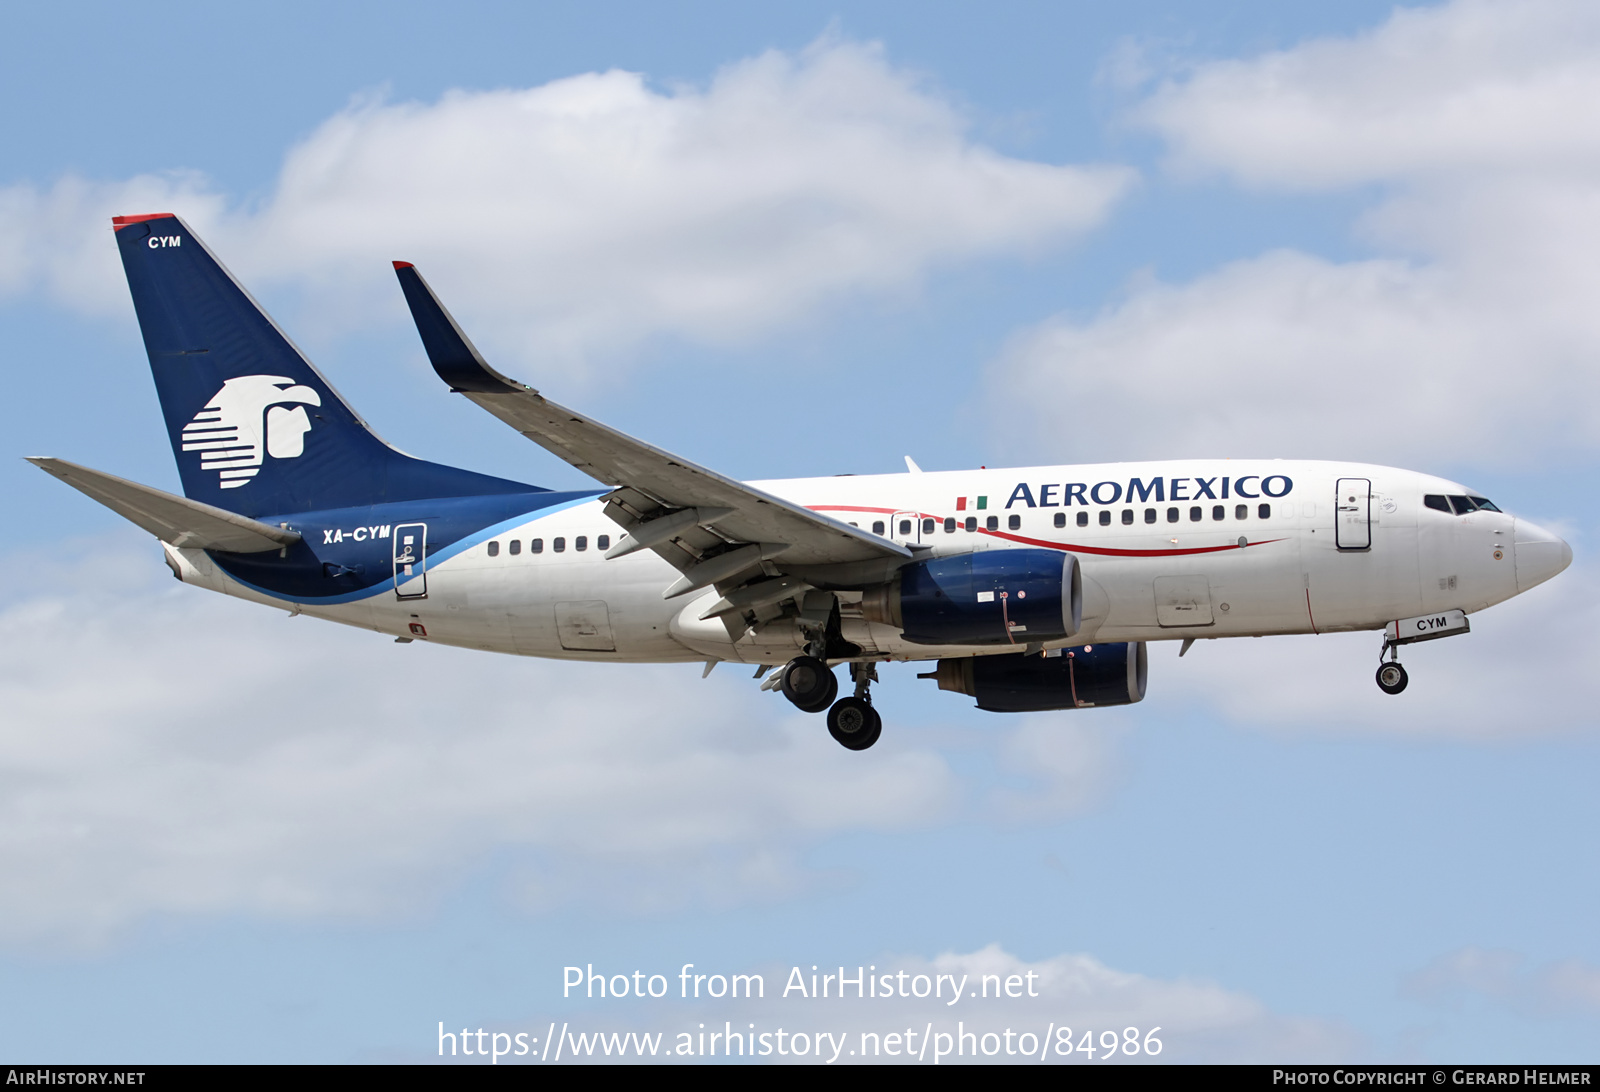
[2, 0, 1597, 1064]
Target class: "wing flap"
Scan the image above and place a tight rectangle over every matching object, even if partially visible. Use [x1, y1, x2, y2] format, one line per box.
[29, 457, 302, 553]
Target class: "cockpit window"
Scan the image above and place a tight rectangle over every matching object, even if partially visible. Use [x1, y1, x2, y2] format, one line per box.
[1435, 494, 1501, 515]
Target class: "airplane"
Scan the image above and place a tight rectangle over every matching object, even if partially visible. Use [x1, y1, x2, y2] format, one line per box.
[30, 213, 1573, 750]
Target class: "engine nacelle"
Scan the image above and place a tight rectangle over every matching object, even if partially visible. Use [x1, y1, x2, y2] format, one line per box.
[924, 642, 1147, 712]
[861, 548, 1081, 646]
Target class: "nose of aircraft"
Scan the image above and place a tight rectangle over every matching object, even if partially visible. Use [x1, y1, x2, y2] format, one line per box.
[1513, 517, 1573, 592]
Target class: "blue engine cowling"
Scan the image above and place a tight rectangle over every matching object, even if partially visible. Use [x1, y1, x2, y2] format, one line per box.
[865, 548, 1081, 646]
[923, 642, 1147, 712]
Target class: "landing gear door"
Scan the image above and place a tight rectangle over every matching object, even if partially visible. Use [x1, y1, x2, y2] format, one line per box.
[891, 510, 923, 546]
[393, 522, 428, 599]
[1335, 478, 1372, 551]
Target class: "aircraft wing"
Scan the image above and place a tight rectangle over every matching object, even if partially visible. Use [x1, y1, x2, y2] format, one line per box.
[28, 457, 302, 554]
[393, 263, 911, 595]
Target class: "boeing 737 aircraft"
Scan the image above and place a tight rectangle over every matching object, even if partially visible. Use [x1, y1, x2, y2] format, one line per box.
[30, 214, 1573, 749]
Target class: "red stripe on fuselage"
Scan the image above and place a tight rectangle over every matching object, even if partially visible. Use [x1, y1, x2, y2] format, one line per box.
[806, 504, 1284, 558]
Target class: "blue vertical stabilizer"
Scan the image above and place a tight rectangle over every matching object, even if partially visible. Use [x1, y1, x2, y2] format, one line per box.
[113, 213, 544, 517]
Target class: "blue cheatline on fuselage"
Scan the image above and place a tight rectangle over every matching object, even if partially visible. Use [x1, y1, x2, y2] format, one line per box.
[212, 490, 604, 604]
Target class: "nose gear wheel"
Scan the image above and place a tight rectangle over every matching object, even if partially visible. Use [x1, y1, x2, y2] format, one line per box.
[1376, 662, 1409, 694]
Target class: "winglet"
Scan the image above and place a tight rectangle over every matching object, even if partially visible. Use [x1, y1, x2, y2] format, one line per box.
[392, 263, 530, 396]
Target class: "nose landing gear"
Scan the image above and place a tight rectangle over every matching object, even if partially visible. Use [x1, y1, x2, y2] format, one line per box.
[1376, 634, 1409, 695]
[1372, 610, 1472, 694]
[1376, 660, 1409, 695]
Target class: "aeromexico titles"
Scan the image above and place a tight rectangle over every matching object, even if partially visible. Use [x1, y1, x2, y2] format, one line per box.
[31, 214, 1572, 750]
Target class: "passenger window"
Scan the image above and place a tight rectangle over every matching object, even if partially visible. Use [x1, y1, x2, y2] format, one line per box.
[1189, 506, 1201, 522]
[1144, 508, 1156, 524]
[1423, 495, 1451, 513]
[1077, 512, 1088, 527]
[1212, 506, 1225, 521]
[964, 516, 977, 532]
[531, 538, 543, 553]
[1235, 504, 1248, 520]
[575, 536, 588, 551]
[1008, 514, 1021, 531]
[944, 517, 956, 533]
[597, 534, 610, 550]
[922, 518, 936, 535]
[1121, 509, 1134, 525]
[1166, 507, 1179, 523]
[985, 516, 998, 531]
[1258, 503, 1271, 519]
[509, 539, 521, 555]
[487, 541, 500, 557]
[1054, 512, 1066, 529]
[872, 521, 885, 535]
[899, 520, 911, 535]
[1098, 510, 1111, 526]
[553, 537, 566, 553]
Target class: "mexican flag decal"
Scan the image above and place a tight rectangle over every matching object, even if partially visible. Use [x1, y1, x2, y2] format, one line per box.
[954, 496, 988, 511]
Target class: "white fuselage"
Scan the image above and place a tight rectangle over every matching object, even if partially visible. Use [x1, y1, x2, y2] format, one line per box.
[163, 459, 1568, 666]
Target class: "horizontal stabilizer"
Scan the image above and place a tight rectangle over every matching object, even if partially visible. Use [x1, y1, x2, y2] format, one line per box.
[28, 457, 302, 553]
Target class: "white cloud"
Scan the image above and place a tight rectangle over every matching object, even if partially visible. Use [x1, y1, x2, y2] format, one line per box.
[0, 171, 224, 315]
[989, 717, 1124, 820]
[0, 536, 1132, 947]
[3, 525, 1575, 953]
[452, 943, 1357, 1064]
[1132, 0, 1600, 189]
[0, 540, 966, 946]
[0, 39, 1131, 372]
[996, 0, 1600, 470]
[1405, 947, 1600, 1016]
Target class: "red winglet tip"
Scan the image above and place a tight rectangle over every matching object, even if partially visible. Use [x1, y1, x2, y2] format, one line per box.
[392, 260, 414, 270]
[112, 212, 176, 229]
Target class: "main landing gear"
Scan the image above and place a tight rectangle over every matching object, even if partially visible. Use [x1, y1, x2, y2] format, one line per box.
[776, 656, 883, 750]
[779, 655, 837, 712]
